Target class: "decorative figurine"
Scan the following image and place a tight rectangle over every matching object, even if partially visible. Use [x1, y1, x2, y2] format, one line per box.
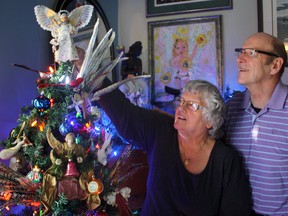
[41, 128, 87, 214]
[0, 133, 30, 160]
[97, 131, 112, 166]
[34, 5, 93, 63]
[121, 41, 143, 79]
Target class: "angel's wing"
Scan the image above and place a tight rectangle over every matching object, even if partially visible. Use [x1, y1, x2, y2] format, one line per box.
[46, 128, 61, 149]
[34, 5, 59, 32]
[69, 5, 94, 30]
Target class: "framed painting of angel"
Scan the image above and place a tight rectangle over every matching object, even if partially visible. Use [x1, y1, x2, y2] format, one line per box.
[148, 15, 223, 104]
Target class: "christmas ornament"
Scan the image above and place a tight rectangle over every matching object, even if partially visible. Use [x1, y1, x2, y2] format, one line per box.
[34, 5, 93, 63]
[33, 94, 51, 116]
[68, 93, 84, 115]
[105, 187, 131, 216]
[26, 165, 43, 183]
[0, 134, 29, 160]
[90, 106, 101, 117]
[59, 122, 72, 136]
[87, 175, 104, 195]
[64, 159, 80, 177]
[97, 131, 112, 166]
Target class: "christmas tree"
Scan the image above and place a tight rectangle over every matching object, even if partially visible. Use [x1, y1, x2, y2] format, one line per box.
[0, 5, 148, 216]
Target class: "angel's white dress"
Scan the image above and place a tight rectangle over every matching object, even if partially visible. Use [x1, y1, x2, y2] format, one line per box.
[54, 22, 79, 63]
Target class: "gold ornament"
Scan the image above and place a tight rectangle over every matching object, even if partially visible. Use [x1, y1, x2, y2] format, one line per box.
[88, 175, 104, 195]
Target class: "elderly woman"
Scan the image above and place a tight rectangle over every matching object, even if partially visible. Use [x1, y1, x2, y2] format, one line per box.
[98, 79, 251, 216]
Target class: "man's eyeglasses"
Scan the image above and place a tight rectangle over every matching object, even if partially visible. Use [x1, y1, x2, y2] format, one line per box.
[235, 48, 279, 58]
[174, 97, 205, 111]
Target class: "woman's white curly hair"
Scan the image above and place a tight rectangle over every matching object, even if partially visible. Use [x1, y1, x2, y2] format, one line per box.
[182, 79, 226, 139]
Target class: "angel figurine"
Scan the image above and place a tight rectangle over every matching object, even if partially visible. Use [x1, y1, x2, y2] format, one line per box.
[34, 5, 93, 63]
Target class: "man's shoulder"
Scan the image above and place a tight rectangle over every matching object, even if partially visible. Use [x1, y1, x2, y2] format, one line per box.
[226, 90, 246, 104]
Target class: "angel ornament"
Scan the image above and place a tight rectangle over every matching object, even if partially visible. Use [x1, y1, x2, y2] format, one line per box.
[34, 5, 93, 63]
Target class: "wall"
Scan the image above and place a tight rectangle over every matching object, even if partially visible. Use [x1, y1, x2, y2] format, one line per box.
[98, 0, 118, 50]
[0, 0, 54, 140]
[118, 0, 258, 93]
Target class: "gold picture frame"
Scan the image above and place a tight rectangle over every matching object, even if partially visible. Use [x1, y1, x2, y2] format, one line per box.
[148, 15, 223, 103]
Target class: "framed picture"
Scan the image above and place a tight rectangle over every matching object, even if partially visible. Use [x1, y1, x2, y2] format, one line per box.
[257, 0, 277, 35]
[148, 15, 223, 104]
[146, 0, 232, 17]
[258, 0, 288, 66]
[55, 0, 117, 81]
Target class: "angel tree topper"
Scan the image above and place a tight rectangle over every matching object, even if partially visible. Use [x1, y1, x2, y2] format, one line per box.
[34, 5, 93, 63]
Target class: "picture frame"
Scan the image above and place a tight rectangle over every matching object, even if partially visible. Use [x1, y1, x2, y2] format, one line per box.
[148, 15, 223, 104]
[257, 0, 277, 35]
[146, 0, 232, 17]
[258, 0, 288, 66]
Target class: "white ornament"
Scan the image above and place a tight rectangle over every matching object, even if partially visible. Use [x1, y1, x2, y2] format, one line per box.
[34, 5, 93, 63]
[97, 131, 112, 166]
[105, 187, 131, 207]
[0, 134, 30, 160]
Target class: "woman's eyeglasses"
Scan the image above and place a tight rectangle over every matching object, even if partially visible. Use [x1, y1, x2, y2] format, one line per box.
[174, 97, 205, 111]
